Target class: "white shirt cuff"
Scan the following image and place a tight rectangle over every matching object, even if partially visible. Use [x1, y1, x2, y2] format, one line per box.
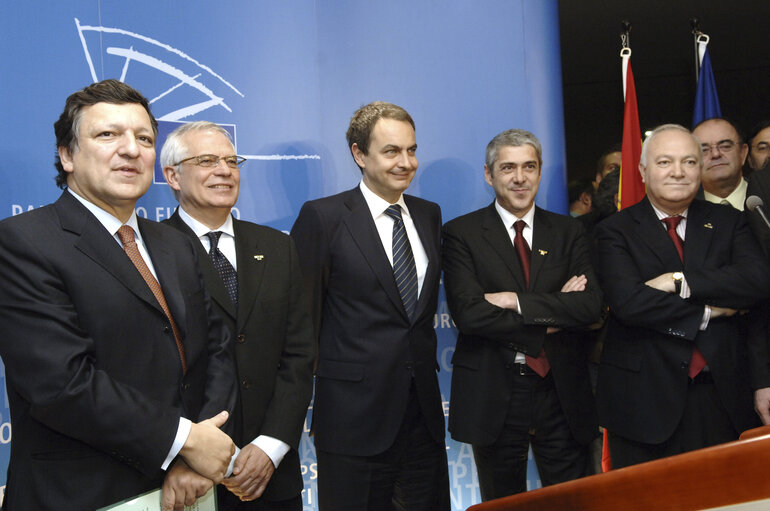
[700, 305, 711, 331]
[162, 418, 192, 470]
[252, 435, 290, 468]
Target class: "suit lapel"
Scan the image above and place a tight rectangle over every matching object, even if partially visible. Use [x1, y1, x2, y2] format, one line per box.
[405, 195, 437, 322]
[629, 198, 685, 269]
[234, 219, 266, 330]
[683, 199, 715, 270]
[167, 211, 237, 320]
[529, 207, 552, 288]
[56, 192, 163, 314]
[342, 188, 408, 320]
[481, 203, 528, 290]
[141, 219, 187, 338]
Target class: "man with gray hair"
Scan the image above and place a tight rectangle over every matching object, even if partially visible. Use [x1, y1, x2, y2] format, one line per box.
[161, 121, 315, 510]
[595, 124, 770, 468]
[443, 128, 603, 499]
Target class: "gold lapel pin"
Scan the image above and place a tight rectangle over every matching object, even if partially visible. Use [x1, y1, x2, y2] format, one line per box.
[254, 255, 264, 260]
[704, 223, 713, 229]
[538, 249, 548, 255]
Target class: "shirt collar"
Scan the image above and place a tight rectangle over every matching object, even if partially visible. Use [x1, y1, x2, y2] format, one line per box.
[359, 181, 411, 219]
[177, 206, 235, 239]
[703, 178, 747, 211]
[67, 188, 142, 241]
[494, 200, 536, 230]
[650, 202, 689, 222]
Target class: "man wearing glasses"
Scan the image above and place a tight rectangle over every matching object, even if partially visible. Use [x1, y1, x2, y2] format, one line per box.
[162, 121, 316, 511]
[693, 118, 749, 210]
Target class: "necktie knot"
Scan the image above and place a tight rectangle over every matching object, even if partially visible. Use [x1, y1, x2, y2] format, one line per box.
[117, 225, 136, 246]
[513, 220, 526, 235]
[206, 231, 223, 251]
[385, 204, 403, 223]
[662, 215, 683, 232]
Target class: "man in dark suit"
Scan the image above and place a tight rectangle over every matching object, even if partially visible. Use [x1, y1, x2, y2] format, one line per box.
[0, 80, 238, 511]
[291, 101, 449, 510]
[595, 124, 770, 469]
[161, 121, 315, 511]
[442, 129, 602, 500]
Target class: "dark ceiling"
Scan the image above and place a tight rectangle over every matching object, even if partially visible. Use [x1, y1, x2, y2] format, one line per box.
[558, 0, 770, 180]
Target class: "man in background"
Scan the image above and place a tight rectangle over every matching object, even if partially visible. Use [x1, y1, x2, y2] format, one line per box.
[162, 121, 315, 511]
[693, 118, 749, 209]
[747, 120, 770, 172]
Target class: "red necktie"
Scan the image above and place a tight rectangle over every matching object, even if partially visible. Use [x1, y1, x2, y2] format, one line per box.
[662, 216, 706, 378]
[117, 226, 187, 372]
[514, 220, 550, 377]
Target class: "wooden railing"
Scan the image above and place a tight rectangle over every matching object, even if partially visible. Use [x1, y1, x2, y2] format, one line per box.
[467, 426, 770, 511]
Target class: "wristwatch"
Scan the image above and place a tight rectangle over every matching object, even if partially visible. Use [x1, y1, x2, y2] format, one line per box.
[672, 271, 684, 294]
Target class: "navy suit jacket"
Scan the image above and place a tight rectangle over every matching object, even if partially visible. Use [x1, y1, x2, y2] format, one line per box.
[164, 211, 315, 501]
[0, 192, 236, 511]
[291, 187, 445, 456]
[442, 204, 602, 446]
[595, 197, 770, 444]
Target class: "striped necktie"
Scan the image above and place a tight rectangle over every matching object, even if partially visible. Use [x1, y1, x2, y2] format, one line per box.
[206, 231, 238, 309]
[385, 205, 418, 320]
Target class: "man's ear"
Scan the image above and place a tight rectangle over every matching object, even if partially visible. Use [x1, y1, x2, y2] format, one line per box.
[163, 165, 182, 192]
[58, 146, 75, 174]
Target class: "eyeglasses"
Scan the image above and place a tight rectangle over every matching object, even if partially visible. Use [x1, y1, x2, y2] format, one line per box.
[700, 140, 737, 155]
[175, 154, 246, 168]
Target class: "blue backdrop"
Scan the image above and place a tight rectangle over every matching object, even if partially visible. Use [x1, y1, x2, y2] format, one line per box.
[0, 1, 567, 508]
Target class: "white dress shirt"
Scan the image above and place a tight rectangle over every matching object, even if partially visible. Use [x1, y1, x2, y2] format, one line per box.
[359, 181, 429, 297]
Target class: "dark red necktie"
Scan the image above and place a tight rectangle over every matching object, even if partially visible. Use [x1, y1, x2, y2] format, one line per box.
[514, 220, 550, 377]
[662, 216, 706, 378]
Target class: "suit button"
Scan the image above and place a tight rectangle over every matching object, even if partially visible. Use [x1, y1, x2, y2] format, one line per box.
[681, 361, 689, 369]
[181, 383, 191, 391]
[241, 378, 250, 389]
[236, 334, 246, 343]
[163, 326, 170, 333]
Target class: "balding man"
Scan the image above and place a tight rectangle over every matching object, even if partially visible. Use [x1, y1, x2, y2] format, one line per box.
[693, 118, 749, 209]
[595, 124, 770, 468]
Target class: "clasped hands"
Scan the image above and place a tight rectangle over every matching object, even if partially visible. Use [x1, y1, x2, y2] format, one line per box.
[161, 411, 276, 510]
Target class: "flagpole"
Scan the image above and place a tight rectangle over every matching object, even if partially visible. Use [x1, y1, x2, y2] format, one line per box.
[690, 18, 702, 82]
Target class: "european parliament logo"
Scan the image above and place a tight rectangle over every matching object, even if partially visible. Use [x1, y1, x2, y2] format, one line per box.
[73, 18, 320, 185]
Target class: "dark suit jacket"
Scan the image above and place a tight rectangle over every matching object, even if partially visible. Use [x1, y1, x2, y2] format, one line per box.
[746, 169, 770, 257]
[594, 197, 770, 444]
[0, 192, 237, 511]
[442, 204, 602, 446]
[164, 211, 315, 501]
[290, 187, 445, 456]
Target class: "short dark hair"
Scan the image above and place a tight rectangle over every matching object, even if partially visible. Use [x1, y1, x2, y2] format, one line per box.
[54, 79, 157, 189]
[596, 143, 622, 176]
[346, 101, 414, 168]
[568, 177, 595, 205]
[748, 120, 770, 145]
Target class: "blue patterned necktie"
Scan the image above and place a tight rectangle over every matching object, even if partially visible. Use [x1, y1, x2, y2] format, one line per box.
[206, 231, 238, 308]
[384, 205, 418, 320]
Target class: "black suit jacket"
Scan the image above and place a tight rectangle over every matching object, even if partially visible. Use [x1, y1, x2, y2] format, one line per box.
[746, 169, 770, 257]
[0, 192, 236, 511]
[442, 204, 602, 446]
[164, 211, 315, 501]
[594, 197, 770, 444]
[290, 187, 445, 456]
